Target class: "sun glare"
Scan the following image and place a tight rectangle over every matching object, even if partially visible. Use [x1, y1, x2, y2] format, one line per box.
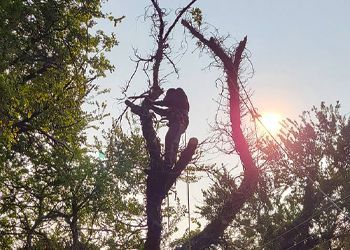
[259, 112, 282, 135]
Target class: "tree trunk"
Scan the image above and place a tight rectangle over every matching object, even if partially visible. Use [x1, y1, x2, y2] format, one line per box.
[144, 173, 165, 250]
[24, 232, 33, 250]
[70, 198, 80, 250]
[71, 218, 79, 250]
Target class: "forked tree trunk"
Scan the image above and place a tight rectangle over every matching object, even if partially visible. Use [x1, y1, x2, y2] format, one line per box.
[125, 101, 198, 250]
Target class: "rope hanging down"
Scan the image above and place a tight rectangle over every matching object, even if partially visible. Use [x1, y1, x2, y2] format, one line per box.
[184, 132, 192, 250]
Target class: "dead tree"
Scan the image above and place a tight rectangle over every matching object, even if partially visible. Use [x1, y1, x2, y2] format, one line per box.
[173, 20, 259, 249]
[124, 1, 198, 249]
[123, 0, 258, 248]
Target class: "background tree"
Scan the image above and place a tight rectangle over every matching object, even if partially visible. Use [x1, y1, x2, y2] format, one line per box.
[0, 118, 149, 249]
[0, 0, 117, 149]
[0, 0, 131, 248]
[199, 103, 350, 249]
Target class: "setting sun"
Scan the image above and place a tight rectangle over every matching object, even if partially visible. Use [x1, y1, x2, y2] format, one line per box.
[259, 112, 282, 135]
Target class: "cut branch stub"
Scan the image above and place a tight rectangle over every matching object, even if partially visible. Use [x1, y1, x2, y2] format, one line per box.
[166, 137, 198, 192]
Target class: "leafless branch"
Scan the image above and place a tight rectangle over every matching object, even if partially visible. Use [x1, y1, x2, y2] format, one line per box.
[178, 19, 259, 250]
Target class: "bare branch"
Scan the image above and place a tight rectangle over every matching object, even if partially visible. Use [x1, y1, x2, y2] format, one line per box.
[178, 20, 259, 249]
[163, 0, 198, 41]
[150, 0, 165, 96]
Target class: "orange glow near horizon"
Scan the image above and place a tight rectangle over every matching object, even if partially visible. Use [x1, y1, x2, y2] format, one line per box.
[259, 112, 282, 135]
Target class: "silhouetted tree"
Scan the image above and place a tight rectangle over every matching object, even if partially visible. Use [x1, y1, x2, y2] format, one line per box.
[122, 1, 258, 249]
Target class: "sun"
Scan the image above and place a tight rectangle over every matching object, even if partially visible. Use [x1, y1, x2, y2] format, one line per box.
[259, 112, 282, 135]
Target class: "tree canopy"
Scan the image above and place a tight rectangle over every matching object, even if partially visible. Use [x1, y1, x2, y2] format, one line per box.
[0, 0, 116, 149]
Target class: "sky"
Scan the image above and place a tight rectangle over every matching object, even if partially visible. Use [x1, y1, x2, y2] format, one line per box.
[94, 0, 350, 236]
[97, 0, 350, 138]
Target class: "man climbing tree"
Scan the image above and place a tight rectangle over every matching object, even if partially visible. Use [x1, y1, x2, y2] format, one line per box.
[123, 1, 199, 249]
[148, 88, 190, 169]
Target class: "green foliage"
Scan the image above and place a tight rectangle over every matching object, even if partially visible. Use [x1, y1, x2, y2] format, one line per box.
[190, 7, 202, 27]
[200, 166, 239, 221]
[0, 120, 149, 248]
[0, 0, 143, 248]
[0, 0, 117, 148]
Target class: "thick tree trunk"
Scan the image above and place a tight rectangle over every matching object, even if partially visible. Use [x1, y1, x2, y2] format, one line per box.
[144, 173, 165, 250]
[71, 218, 79, 250]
